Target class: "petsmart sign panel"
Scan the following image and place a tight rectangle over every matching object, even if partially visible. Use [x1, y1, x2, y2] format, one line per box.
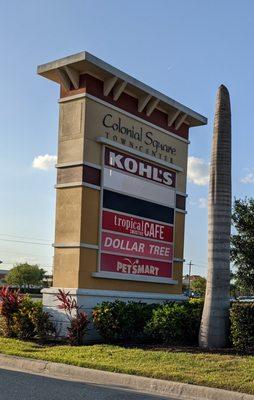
[99, 147, 176, 281]
[101, 253, 173, 278]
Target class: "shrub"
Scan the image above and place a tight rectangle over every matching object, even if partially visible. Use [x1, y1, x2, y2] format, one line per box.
[30, 301, 55, 340]
[145, 300, 203, 345]
[11, 297, 35, 339]
[56, 289, 89, 345]
[0, 286, 54, 340]
[0, 286, 24, 337]
[92, 300, 157, 343]
[12, 298, 55, 340]
[230, 302, 254, 351]
[67, 311, 89, 346]
[188, 298, 204, 337]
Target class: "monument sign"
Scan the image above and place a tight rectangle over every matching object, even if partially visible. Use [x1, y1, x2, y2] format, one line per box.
[37, 52, 207, 329]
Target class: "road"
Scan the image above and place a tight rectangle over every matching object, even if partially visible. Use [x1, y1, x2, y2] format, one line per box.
[0, 369, 179, 400]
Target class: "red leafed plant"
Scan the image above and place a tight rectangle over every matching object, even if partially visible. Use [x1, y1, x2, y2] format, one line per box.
[56, 289, 89, 345]
[0, 286, 24, 337]
[57, 289, 78, 315]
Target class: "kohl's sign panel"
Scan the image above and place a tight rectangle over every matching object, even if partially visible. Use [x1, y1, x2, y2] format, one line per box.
[104, 147, 176, 187]
[99, 147, 176, 280]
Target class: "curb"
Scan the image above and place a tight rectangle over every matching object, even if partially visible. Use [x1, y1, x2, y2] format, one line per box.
[0, 353, 253, 400]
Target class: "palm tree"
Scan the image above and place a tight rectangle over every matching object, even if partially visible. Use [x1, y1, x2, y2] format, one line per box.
[199, 85, 231, 348]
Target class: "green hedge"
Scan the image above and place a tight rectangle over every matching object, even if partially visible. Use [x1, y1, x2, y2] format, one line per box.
[145, 299, 203, 345]
[92, 300, 157, 343]
[230, 302, 254, 351]
[93, 299, 203, 345]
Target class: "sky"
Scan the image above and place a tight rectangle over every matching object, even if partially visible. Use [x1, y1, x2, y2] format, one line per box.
[0, 0, 254, 276]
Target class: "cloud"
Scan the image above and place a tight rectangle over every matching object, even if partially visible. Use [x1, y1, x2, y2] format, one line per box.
[188, 197, 208, 209]
[241, 171, 254, 184]
[198, 197, 208, 209]
[15, 257, 40, 265]
[32, 154, 57, 171]
[188, 156, 209, 186]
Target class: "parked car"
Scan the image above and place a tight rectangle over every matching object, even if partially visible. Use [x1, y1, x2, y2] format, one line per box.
[237, 296, 254, 302]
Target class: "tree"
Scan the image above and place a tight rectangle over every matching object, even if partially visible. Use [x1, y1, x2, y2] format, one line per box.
[191, 277, 206, 297]
[199, 85, 231, 349]
[231, 198, 254, 294]
[6, 263, 45, 289]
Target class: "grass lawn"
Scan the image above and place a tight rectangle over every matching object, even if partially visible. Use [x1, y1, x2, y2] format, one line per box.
[0, 337, 253, 394]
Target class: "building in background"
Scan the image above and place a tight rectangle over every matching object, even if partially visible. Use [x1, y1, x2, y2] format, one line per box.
[182, 274, 204, 285]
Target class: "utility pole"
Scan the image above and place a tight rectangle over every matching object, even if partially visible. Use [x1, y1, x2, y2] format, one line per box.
[188, 260, 192, 297]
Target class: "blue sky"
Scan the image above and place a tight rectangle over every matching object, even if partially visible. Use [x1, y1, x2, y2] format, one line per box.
[1, 0, 254, 276]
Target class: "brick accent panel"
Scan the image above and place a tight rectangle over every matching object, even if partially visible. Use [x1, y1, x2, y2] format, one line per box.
[176, 194, 186, 210]
[60, 74, 189, 140]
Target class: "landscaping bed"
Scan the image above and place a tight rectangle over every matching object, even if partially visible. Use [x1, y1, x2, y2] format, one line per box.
[1, 288, 254, 395]
[0, 337, 254, 395]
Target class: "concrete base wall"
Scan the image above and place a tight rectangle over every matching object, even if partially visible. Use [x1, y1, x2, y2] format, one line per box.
[42, 287, 186, 341]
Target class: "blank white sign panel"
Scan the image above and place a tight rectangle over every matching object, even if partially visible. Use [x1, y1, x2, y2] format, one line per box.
[103, 167, 175, 207]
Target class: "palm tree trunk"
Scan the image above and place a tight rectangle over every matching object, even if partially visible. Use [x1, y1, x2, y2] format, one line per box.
[199, 85, 231, 348]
